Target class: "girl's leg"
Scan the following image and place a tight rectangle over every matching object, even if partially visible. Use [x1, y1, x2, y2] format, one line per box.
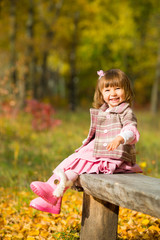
[30, 170, 79, 214]
[65, 170, 79, 182]
[30, 169, 78, 205]
[30, 169, 68, 205]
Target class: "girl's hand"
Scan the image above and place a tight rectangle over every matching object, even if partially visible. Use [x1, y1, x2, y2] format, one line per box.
[106, 136, 124, 151]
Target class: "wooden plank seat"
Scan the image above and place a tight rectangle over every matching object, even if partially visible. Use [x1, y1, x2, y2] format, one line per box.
[75, 173, 160, 240]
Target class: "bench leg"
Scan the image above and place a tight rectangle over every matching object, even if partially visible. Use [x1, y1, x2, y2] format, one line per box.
[80, 192, 119, 240]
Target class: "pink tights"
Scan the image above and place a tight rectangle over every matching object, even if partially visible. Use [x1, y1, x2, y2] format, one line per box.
[64, 170, 79, 182]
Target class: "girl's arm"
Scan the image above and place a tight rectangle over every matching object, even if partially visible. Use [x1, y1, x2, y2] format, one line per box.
[106, 108, 140, 151]
[118, 130, 135, 144]
[106, 130, 135, 151]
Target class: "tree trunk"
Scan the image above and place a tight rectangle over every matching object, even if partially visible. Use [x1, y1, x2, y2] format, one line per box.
[9, 0, 17, 84]
[38, 51, 48, 99]
[26, 0, 36, 95]
[38, 0, 64, 99]
[18, 78, 26, 109]
[69, 51, 77, 111]
[19, 0, 35, 108]
[151, 42, 160, 114]
[32, 56, 38, 98]
[69, 12, 79, 111]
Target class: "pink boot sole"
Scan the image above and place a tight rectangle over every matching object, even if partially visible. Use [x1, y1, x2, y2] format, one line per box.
[30, 182, 58, 205]
[30, 197, 62, 214]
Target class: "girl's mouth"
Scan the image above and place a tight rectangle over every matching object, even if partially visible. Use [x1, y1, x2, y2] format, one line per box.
[110, 98, 119, 102]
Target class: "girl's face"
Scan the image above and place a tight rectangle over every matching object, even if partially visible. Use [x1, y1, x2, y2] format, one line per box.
[101, 86, 126, 108]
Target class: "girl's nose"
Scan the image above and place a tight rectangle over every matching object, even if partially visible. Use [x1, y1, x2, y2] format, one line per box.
[110, 88, 116, 95]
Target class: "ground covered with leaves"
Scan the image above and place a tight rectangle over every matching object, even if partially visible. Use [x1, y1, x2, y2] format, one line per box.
[0, 188, 160, 240]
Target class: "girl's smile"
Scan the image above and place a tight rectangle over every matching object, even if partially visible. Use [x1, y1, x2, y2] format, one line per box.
[101, 86, 125, 108]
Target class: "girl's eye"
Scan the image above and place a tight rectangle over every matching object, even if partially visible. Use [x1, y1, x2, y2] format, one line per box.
[116, 87, 120, 90]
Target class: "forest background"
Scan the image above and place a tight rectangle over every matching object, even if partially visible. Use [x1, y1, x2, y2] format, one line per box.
[0, 0, 160, 112]
[0, 0, 160, 239]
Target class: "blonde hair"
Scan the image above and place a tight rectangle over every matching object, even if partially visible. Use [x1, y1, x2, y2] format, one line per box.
[93, 69, 134, 109]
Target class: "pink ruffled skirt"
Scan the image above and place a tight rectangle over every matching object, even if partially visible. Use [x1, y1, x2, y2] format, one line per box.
[56, 139, 142, 175]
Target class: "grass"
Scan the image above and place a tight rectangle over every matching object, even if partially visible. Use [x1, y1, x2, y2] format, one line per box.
[0, 109, 160, 190]
[136, 111, 160, 178]
[0, 110, 89, 189]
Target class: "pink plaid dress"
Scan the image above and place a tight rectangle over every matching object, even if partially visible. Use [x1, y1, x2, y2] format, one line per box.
[56, 139, 142, 175]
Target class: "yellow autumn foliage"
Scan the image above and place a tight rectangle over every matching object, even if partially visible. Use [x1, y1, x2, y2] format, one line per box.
[0, 187, 160, 239]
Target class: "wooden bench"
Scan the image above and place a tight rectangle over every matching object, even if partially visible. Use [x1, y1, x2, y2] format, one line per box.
[76, 173, 160, 240]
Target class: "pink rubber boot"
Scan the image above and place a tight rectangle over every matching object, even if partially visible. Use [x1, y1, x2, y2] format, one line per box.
[30, 197, 62, 214]
[30, 169, 73, 205]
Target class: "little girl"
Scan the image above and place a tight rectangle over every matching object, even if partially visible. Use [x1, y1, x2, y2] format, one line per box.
[30, 69, 142, 214]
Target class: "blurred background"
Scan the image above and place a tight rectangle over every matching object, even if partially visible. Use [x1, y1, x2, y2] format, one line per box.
[0, 0, 160, 189]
